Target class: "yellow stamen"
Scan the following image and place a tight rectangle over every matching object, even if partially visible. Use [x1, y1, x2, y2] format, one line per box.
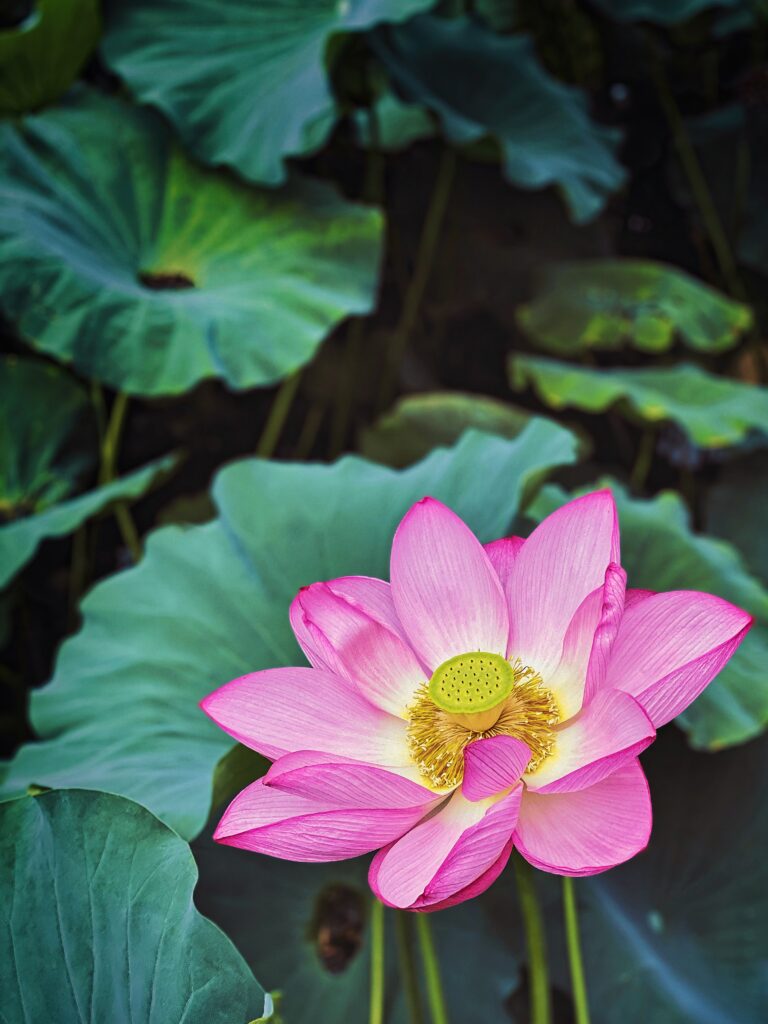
[406, 656, 560, 790]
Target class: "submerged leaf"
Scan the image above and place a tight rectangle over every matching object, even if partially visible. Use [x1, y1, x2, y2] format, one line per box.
[511, 355, 768, 448]
[102, 0, 436, 186]
[371, 15, 625, 222]
[0, 87, 383, 396]
[517, 260, 752, 354]
[0, 790, 272, 1022]
[530, 481, 768, 749]
[2, 425, 578, 837]
[590, 0, 742, 23]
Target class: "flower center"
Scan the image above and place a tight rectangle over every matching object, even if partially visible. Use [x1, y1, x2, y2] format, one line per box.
[406, 652, 560, 790]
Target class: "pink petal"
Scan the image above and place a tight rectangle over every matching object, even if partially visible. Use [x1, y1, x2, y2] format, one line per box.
[625, 588, 655, 610]
[201, 667, 410, 766]
[546, 563, 626, 719]
[603, 591, 753, 726]
[214, 777, 432, 861]
[524, 690, 655, 793]
[290, 575, 407, 670]
[409, 838, 515, 913]
[508, 490, 620, 677]
[289, 582, 425, 718]
[462, 735, 531, 801]
[390, 498, 509, 671]
[484, 536, 525, 592]
[265, 752, 437, 806]
[368, 787, 521, 909]
[515, 760, 652, 876]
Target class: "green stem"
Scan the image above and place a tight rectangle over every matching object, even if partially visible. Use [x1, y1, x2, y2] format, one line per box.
[415, 914, 449, 1024]
[329, 105, 385, 458]
[256, 370, 302, 459]
[395, 911, 425, 1024]
[98, 391, 129, 486]
[630, 427, 655, 492]
[514, 855, 552, 1024]
[646, 42, 746, 301]
[98, 390, 142, 563]
[294, 400, 325, 461]
[563, 877, 591, 1024]
[380, 146, 457, 408]
[369, 898, 385, 1024]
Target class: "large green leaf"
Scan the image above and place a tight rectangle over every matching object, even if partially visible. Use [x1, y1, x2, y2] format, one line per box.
[0, 87, 383, 396]
[483, 730, 768, 1023]
[517, 260, 752, 354]
[371, 15, 625, 223]
[576, 730, 768, 1023]
[360, 391, 533, 468]
[511, 355, 768, 449]
[0, 790, 272, 1023]
[0, 355, 176, 587]
[2, 424, 578, 838]
[529, 481, 768, 749]
[102, 0, 436, 187]
[194, 835, 519, 1023]
[0, 0, 100, 114]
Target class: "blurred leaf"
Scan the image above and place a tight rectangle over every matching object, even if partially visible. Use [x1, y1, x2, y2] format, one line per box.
[0, 87, 383, 397]
[706, 452, 768, 587]
[590, 0, 742, 22]
[0, 362, 176, 588]
[0, 454, 176, 588]
[0, 0, 100, 114]
[101, 0, 436, 187]
[0, 790, 272, 1022]
[474, 0, 518, 32]
[355, 91, 435, 151]
[359, 390, 532, 467]
[194, 833, 519, 1023]
[0, 356, 92, 515]
[530, 480, 768, 749]
[2, 424, 578, 838]
[371, 15, 625, 223]
[511, 355, 768, 448]
[517, 260, 752, 354]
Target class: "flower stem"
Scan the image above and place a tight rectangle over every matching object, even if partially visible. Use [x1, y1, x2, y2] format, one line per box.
[256, 370, 302, 459]
[415, 913, 449, 1024]
[513, 854, 552, 1024]
[629, 427, 655, 492]
[97, 389, 142, 563]
[380, 145, 457, 408]
[395, 911, 425, 1024]
[369, 898, 385, 1024]
[646, 40, 745, 301]
[563, 877, 591, 1024]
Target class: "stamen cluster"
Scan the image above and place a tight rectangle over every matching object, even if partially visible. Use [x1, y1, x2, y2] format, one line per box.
[406, 659, 560, 790]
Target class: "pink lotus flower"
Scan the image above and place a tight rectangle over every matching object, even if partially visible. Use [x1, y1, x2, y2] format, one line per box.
[201, 491, 751, 911]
